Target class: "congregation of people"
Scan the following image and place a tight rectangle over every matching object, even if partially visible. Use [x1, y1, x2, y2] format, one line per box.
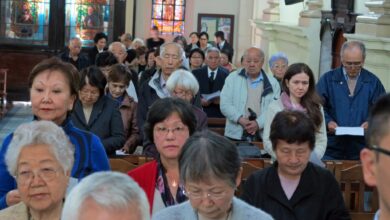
[0, 25, 389, 220]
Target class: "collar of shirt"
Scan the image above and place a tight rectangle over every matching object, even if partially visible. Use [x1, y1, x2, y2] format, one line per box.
[208, 67, 218, 80]
[245, 71, 263, 88]
[159, 73, 170, 97]
[219, 40, 225, 48]
[342, 67, 361, 81]
[374, 210, 380, 220]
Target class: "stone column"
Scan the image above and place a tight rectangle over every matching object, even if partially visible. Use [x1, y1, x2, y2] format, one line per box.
[355, 0, 390, 37]
[299, 0, 323, 26]
[262, 0, 280, 22]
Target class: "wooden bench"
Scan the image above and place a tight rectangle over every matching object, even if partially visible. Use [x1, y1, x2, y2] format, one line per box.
[207, 117, 226, 136]
[337, 164, 378, 220]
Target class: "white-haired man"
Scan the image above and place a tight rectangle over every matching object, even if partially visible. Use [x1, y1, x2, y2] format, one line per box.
[61, 171, 150, 220]
[59, 37, 90, 70]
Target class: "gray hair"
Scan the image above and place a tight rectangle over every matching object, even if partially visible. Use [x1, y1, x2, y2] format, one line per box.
[132, 38, 145, 47]
[61, 171, 150, 220]
[166, 69, 199, 96]
[108, 41, 127, 53]
[205, 47, 221, 57]
[5, 121, 74, 176]
[340, 40, 366, 61]
[69, 37, 81, 46]
[179, 130, 241, 188]
[243, 47, 265, 60]
[160, 42, 184, 59]
[268, 52, 289, 67]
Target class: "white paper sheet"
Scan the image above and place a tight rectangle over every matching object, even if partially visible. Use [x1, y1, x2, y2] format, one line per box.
[335, 127, 364, 136]
[116, 150, 130, 156]
[201, 90, 221, 101]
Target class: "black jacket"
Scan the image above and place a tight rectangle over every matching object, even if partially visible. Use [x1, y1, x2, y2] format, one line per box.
[72, 96, 125, 156]
[241, 162, 351, 220]
[192, 66, 228, 118]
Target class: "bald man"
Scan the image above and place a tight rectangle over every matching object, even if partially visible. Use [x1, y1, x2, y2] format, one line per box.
[59, 37, 90, 70]
[220, 47, 280, 141]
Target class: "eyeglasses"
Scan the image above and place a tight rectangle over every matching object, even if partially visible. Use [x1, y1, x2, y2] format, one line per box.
[272, 64, 287, 69]
[343, 61, 363, 68]
[369, 145, 390, 157]
[154, 126, 188, 136]
[172, 90, 193, 98]
[185, 189, 228, 200]
[16, 168, 60, 186]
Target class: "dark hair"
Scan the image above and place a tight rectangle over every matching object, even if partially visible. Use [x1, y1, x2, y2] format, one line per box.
[107, 63, 132, 86]
[214, 31, 225, 41]
[367, 94, 390, 149]
[189, 32, 199, 38]
[179, 130, 241, 187]
[282, 63, 323, 130]
[93, 32, 107, 44]
[135, 46, 147, 58]
[220, 49, 232, 63]
[173, 35, 188, 49]
[79, 66, 107, 97]
[189, 48, 205, 60]
[270, 110, 315, 151]
[28, 57, 79, 98]
[199, 32, 209, 40]
[95, 51, 118, 67]
[144, 98, 196, 144]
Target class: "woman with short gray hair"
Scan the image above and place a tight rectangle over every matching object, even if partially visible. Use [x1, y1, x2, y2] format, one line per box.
[268, 52, 288, 83]
[0, 120, 74, 220]
[61, 171, 150, 220]
[154, 131, 273, 220]
[166, 69, 207, 131]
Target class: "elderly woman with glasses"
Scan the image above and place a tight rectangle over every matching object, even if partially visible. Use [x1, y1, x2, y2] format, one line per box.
[129, 98, 196, 215]
[154, 130, 273, 220]
[0, 121, 74, 220]
[0, 58, 109, 211]
[72, 66, 125, 156]
[166, 69, 207, 131]
[268, 52, 288, 84]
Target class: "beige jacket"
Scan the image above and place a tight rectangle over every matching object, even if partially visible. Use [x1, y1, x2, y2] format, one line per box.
[0, 202, 29, 220]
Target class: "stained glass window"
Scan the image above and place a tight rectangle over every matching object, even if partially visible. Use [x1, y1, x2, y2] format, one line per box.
[0, 0, 50, 46]
[65, 0, 114, 47]
[151, 0, 185, 35]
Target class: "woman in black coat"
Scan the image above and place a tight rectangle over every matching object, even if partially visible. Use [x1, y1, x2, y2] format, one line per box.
[241, 111, 350, 220]
[71, 66, 125, 156]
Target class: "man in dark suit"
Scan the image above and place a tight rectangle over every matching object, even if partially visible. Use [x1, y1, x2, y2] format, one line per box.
[192, 47, 228, 118]
[214, 31, 234, 62]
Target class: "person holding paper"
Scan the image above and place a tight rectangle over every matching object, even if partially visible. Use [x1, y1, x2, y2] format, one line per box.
[220, 47, 280, 141]
[192, 47, 228, 118]
[317, 41, 385, 160]
[262, 63, 327, 160]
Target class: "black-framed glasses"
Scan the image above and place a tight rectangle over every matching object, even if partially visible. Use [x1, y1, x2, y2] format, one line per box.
[369, 145, 390, 157]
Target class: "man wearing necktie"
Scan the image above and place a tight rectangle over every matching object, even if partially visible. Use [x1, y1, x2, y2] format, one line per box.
[193, 47, 229, 118]
[317, 41, 386, 160]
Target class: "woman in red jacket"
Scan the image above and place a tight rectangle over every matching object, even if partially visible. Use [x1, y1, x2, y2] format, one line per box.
[128, 98, 196, 215]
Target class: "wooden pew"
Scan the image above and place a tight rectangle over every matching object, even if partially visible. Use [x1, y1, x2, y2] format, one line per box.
[207, 117, 226, 136]
[337, 164, 378, 220]
[109, 158, 138, 173]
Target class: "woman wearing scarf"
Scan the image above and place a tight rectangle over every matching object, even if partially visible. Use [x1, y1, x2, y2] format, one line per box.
[262, 63, 327, 160]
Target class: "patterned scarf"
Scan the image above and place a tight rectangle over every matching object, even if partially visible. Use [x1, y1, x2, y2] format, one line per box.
[280, 92, 306, 112]
[156, 159, 187, 207]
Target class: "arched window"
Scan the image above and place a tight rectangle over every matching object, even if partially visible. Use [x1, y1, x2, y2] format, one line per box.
[151, 0, 185, 35]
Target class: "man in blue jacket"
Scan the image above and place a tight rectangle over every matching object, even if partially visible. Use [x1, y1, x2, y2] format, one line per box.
[316, 40, 385, 160]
